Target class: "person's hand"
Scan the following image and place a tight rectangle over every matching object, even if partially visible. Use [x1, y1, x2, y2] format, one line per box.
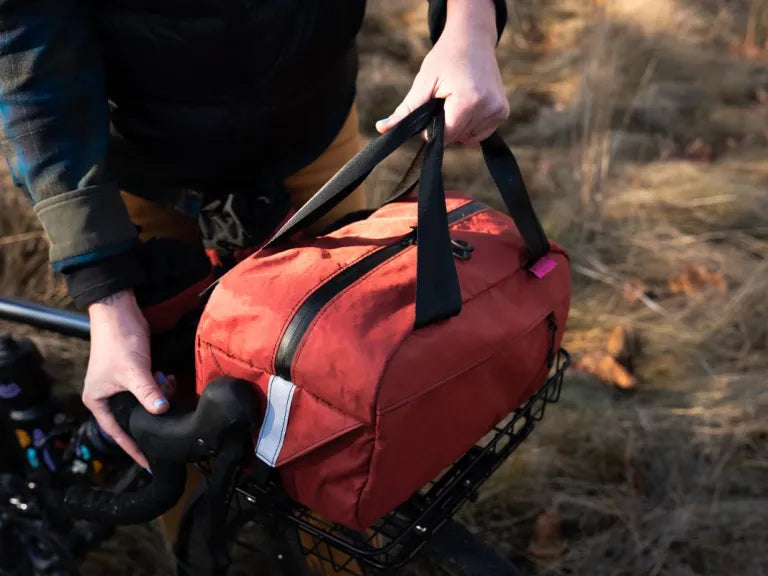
[376, 0, 509, 145]
[83, 289, 168, 468]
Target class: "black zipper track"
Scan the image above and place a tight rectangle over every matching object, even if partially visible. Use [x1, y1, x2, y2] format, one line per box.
[275, 200, 487, 380]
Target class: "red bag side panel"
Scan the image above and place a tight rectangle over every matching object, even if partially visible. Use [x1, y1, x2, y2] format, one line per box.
[354, 248, 570, 526]
[356, 317, 556, 528]
[279, 426, 375, 528]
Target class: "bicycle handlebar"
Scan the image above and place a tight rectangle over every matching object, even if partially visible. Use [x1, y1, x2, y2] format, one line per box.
[64, 377, 261, 525]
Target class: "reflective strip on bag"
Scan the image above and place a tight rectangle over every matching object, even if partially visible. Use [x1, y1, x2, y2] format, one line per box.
[255, 374, 296, 467]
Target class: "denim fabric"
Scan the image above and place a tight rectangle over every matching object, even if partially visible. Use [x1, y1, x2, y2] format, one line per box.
[0, 0, 110, 199]
[0, 0, 135, 269]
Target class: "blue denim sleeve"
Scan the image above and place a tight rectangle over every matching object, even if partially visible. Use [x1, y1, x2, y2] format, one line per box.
[0, 0, 138, 274]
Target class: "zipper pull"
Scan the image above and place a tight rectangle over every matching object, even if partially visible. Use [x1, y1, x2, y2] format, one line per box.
[451, 238, 475, 261]
[547, 313, 558, 368]
[401, 226, 418, 247]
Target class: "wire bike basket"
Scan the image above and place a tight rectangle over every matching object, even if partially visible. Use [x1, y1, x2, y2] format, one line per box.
[234, 349, 571, 574]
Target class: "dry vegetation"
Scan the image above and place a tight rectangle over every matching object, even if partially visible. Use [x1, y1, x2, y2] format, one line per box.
[1, 1, 767, 575]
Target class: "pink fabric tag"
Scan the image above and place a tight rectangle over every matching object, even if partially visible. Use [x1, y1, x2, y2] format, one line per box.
[529, 256, 557, 279]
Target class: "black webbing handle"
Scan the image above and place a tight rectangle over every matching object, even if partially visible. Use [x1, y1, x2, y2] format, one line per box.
[480, 133, 550, 262]
[414, 107, 462, 327]
[265, 99, 443, 246]
[264, 99, 551, 328]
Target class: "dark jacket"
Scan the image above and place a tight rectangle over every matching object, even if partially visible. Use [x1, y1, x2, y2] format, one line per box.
[0, 0, 506, 307]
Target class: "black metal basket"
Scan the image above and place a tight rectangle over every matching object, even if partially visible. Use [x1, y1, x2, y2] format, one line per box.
[236, 348, 570, 574]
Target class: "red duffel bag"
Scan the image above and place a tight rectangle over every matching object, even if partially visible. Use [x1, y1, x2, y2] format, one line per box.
[196, 100, 571, 530]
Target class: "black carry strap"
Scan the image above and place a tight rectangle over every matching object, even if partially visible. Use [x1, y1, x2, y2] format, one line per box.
[264, 99, 551, 328]
[265, 100, 443, 246]
[414, 107, 462, 327]
[480, 133, 550, 262]
[382, 141, 427, 205]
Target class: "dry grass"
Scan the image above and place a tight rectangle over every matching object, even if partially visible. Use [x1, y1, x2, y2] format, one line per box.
[1, 1, 767, 574]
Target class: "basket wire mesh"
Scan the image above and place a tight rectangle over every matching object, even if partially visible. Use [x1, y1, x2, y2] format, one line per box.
[234, 348, 570, 573]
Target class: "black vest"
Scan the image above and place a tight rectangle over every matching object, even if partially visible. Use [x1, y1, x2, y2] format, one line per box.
[94, 0, 365, 198]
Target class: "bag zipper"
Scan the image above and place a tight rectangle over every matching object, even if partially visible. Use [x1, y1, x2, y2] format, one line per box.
[275, 200, 487, 380]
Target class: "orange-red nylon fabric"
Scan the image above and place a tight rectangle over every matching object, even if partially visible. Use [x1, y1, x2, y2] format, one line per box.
[196, 192, 571, 529]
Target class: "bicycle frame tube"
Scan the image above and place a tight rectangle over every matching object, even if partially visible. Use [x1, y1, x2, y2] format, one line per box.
[0, 297, 90, 340]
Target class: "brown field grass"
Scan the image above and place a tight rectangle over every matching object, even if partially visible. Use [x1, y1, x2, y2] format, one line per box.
[1, 1, 767, 574]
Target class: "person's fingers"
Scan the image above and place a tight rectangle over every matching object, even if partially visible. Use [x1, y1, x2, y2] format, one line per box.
[126, 369, 169, 415]
[458, 120, 498, 147]
[452, 94, 510, 145]
[376, 73, 437, 134]
[155, 371, 177, 399]
[88, 400, 149, 469]
[443, 95, 476, 144]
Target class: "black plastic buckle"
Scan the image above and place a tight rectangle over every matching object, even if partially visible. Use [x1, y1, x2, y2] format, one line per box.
[451, 239, 475, 260]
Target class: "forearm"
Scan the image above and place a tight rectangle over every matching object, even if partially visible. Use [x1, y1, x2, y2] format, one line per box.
[443, 0, 498, 45]
[0, 0, 141, 305]
[427, 0, 508, 45]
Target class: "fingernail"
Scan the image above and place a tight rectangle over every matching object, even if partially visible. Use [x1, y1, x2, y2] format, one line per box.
[153, 398, 168, 410]
[144, 467, 152, 475]
[155, 372, 168, 385]
[375, 117, 390, 127]
[163, 375, 177, 398]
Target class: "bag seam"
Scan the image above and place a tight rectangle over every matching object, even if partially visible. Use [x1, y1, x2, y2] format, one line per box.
[207, 342, 225, 374]
[354, 405, 379, 528]
[379, 309, 552, 415]
[278, 421, 367, 463]
[200, 337, 365, 425]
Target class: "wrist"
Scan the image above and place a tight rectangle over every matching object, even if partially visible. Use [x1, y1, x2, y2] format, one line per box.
[88, 289, 147, 330]
[443, 0, 497, 46]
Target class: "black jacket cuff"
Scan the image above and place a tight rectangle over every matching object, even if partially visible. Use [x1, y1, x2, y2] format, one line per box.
[64, 249, 146, 309]
[427, 0, 508, 45]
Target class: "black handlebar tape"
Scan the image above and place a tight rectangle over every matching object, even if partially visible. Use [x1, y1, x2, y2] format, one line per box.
[64, 461, 186, 525]
[64, 378, 261, 525]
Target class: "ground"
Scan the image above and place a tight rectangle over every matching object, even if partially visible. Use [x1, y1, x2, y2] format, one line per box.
[1, 1, 767, 575]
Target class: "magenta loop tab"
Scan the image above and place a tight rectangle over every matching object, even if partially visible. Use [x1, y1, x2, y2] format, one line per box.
[529, 256, 557, 279]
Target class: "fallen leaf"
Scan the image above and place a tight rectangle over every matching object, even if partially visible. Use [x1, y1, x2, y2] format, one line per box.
[528, 508, 567, 562]
[575, 352, 637, 389]
[668, 264, 728, 297]
[606, 325, 641, 373]
[607, 326, 628, 358]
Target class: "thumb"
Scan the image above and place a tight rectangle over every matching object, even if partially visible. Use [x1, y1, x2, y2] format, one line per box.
[376, 76, 436, 134]
[127, 369, 169, 415]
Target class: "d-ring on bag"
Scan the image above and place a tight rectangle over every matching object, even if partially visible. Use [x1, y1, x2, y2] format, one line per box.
[196, 99, 571, 530]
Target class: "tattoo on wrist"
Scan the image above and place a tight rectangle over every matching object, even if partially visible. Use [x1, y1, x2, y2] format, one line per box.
[94, 290, 128, 307]
[96, 294, 119, 306]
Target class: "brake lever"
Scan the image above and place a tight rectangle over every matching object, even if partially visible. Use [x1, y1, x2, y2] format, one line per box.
[205, 431, 253, 573]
